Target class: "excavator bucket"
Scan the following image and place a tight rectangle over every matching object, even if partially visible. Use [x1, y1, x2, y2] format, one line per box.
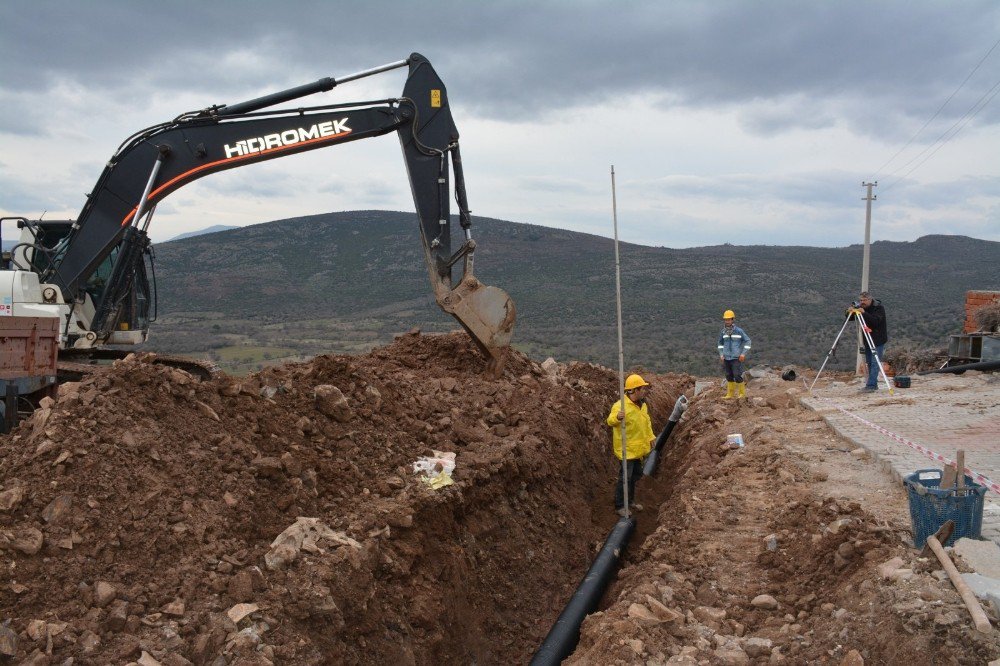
[437, 276, 516, 375]
[400, 54, 517, 375]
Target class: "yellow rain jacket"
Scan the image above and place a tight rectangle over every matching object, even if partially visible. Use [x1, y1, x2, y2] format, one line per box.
[606, 396, 655, 460]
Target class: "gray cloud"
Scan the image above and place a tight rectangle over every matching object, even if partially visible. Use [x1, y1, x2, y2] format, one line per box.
[4, 1, 998, 132]
[194, 170, 299, 199]
[641, 171, 861, 208]
[737, 98, 838, 136]
[0, 174, 56, 213]
[514, 175, 594, 195]
[879, 174, 1000, 209]
[2, 1, 998, 247]
[317, 178, 399, 206]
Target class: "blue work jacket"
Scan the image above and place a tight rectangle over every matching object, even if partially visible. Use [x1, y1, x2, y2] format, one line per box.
[718, 325, 752, 360]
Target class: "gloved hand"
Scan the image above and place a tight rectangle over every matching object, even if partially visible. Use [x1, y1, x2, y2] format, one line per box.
[738, 354, 745, 362]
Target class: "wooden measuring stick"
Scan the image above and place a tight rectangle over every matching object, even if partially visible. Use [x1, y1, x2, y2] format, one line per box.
[956, 450, 966, 492]
[925, 534, 992, 634]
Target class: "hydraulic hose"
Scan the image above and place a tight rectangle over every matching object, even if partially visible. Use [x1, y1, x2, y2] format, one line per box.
[643, 394, 689, 477]
[917, 359, 1000, 375]
[529, 516, 637, 666]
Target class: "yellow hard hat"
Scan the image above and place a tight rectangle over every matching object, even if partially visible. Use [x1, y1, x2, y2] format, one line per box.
[723, 309, 736, 319]
[625, 373, 649, 390]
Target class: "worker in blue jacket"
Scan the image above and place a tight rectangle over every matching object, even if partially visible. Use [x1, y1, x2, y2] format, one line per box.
[718, 309, 752, 399]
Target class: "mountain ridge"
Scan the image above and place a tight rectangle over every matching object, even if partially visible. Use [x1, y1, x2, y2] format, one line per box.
[143, 210, 1000, 374]
[166, 224, 239, 242]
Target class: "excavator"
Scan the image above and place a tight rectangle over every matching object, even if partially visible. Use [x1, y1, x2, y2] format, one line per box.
[0, 53, 516, 430]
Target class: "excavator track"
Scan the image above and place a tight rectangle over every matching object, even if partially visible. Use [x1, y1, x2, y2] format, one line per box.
[58, 351, 222, 382]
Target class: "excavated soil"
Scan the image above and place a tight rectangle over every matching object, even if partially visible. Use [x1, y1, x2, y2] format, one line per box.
[0, 332, 687, 665]
[3, 336, 1000, 666]
[568, 378, 1000, 665]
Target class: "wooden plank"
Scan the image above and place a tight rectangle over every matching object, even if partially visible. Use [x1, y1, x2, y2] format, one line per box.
[941, 463, 958, 490]
[926, 534, 992, 634]
[956, 450, 966, 492]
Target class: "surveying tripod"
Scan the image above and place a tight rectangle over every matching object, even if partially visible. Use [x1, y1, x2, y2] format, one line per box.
[810, 308, 894, 394]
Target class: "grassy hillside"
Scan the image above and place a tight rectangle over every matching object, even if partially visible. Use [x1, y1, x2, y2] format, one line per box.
[143, 211, 1000, 374]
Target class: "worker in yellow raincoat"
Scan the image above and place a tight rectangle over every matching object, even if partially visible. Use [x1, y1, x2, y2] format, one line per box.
[606, 373, 655, 516]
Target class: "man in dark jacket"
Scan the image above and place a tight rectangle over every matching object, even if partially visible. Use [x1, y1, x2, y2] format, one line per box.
[853, 291, 888, 392]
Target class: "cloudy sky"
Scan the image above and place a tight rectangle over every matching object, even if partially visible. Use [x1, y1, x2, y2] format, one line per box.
[2, 0, 998, 248]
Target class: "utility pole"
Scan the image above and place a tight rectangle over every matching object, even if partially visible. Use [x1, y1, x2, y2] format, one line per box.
[857, 181, 877, 375]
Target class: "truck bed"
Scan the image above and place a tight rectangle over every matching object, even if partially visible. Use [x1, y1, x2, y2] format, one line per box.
[1, 316, 59, 379]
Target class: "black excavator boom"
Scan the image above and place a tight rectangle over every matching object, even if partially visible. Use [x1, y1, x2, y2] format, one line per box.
[40, 53, 515, 370]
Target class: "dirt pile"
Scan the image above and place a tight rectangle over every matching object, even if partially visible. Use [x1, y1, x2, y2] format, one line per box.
[567, 383, 1000, 665]
[0, 332, 689, 665]
[8, 335, 992, 665]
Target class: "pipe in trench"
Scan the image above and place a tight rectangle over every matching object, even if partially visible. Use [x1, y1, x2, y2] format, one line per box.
[642, 394, 689, 477]
[529, 516, 637, 666]
[916, 359, 1000, 375]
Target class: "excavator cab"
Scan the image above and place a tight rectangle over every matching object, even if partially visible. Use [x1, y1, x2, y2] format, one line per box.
[3, 219, 153, 345]
[83, 239, 153, 344]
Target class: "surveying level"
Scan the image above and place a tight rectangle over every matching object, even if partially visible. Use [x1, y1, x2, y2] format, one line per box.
[810, 308, 894, 394]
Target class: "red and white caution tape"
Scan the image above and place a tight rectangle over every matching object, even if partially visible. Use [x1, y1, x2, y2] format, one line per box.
[818, 398, 1000, 495]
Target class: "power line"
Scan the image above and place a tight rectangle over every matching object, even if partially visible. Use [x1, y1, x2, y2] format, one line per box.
[885, 75, 1000, 179]
[870, 36, 1000, 183]
[881, 76, 1000, 194]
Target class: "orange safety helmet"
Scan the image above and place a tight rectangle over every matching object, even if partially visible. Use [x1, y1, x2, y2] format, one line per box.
[625, 373, 650, 390]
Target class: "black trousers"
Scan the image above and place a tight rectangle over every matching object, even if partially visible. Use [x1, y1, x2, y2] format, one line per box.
[614, 459, 643, 510]
[723, 358, 744, 383]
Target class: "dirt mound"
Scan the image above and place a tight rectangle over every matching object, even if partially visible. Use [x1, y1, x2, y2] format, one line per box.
[0, 332, 688, 665]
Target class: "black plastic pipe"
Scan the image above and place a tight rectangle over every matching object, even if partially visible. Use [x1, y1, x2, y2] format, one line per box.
[529, 516, 637, 665]
[917, 359, 1000, 375]
[643, 394, 689, 477]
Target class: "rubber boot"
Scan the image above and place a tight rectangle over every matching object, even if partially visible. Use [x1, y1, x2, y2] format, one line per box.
[723, 381, 735, 399]
[737, 381, 746, 399]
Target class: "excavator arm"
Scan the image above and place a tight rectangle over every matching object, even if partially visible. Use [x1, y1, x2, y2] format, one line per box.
[44, 53, 515, 370]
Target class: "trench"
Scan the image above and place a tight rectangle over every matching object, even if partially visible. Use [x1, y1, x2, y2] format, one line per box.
[315, 379, 698, 665]
[380, 382, 887, 666]
[203, 384, 1000, 666]
[550, 386, 1000, 666]
[529, 396, 695, 665]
